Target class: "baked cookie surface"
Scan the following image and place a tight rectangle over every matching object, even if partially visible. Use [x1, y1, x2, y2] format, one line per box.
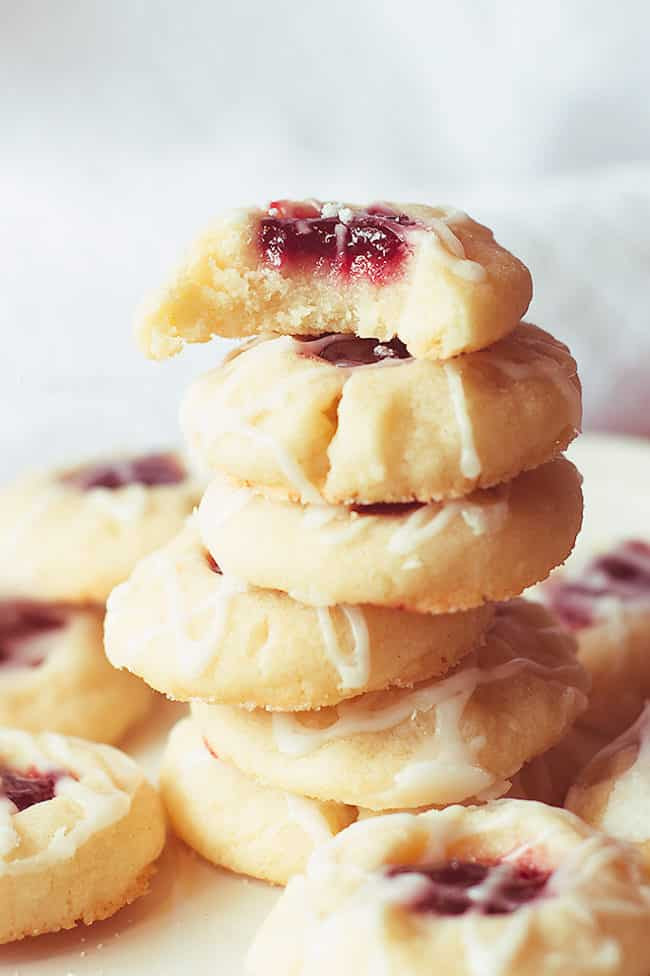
[0, 600, 153, 742]
[194, 601, 588, 810]
[105, 521, 492, 710]
[248, 799, 650, 976]
[197, 459, 583, 612]
[0, 729, 165, 943]
[566, 705, 650, 872]
[161, 718, 356, 885]
[182, 324, 581, 504]
[136, 200, 532, 361]
[545, 539, 650, 739]
[0, 452, 199, 603]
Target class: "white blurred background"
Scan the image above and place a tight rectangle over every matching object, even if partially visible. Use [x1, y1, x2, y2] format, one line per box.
[2, 0, 650, 479]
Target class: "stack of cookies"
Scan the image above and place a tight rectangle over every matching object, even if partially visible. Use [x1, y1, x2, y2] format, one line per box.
[106, 200, 588, 884]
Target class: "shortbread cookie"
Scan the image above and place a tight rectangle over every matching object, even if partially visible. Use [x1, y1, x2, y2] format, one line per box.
[197, 459, 583, 612]
[105, 521, 492, 710]
[136, 200, 532, 361]
[566, 706, 650, 872]
[161, 718, 356, 884]
[182, 324, 580, 505]
[0, 729, 165, 943]
[0, 600, 153, 742]
[546, 539, 650, 739]
[248, 800, 650, 976]
[194, 601, 588, 810]
[0, 452, 199, 602]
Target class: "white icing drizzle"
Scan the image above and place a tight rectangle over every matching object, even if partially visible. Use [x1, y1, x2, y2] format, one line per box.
[411, 210, 487, 283]
[190, 338, 325, 504]
[444, 362, 482, 479]
[296, 805, 650, 976]
[108, 530, 248, 679]
[316, 605, 370, 690]
[85, 483, 149, 523]
[285, 793, 336, 845]
[387, 490, 509, 556]
[0, 732, 138, 877]
[301, 504, 371, 544]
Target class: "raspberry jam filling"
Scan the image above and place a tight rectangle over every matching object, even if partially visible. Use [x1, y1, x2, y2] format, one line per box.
[206, 553, 223, 575]
[546, 540, 650, 630]
[294, 333, 411, 367]
[0, 766, 63, 811]
[259, 200, 416, 284]
[62, 452, 186, 491]
[0, 601, 66, 668]
[349, 501, 423, 517]
[387, 859, 550, 916]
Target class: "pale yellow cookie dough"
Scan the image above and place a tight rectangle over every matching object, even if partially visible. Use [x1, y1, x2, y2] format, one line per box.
[181, 323, 580, 504]
[197, 459, 583, 612]
[248, 800, 650, 976]
[136, 201, 532, 361]
[0, 602, 153, 742]
[0, 452, 199, 603]
[194, 601, 588, 810]
[0, 729, 165, 943]
[105, 520, 493, 710]
[161, 718, 356, 884]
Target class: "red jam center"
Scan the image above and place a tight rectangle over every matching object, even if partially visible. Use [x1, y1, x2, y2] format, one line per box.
[387, 860, 550, 916]
[546, 540, 650, 630]
[294, 333, 411, 367]
[0, 601, 66, 668]
[349, 501, 423, 517]
[0, 766, 63, 811]
[205, 552, 223, 575]
[259, 200, 416, 284]
[61, 452, 186, 491]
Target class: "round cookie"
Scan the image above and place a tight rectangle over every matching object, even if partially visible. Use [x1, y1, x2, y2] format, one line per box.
[566, 706, 650, 872]
[0, 600, 154, 742]
[197, 459, 583, 612]
[181, 323, 581, 505]
[545, 539, 650, 739]
[0, 728, 165, 943]
[248, 800, 650, 976]
[193, 600, 589, 810]
[0, 452, 199, 603]
[136, 200, 532, 362]
[161, 718, 356, 885]
[105, 520, 493, 710]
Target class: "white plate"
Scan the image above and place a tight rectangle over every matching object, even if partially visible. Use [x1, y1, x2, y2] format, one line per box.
[4, 432, 648, 975]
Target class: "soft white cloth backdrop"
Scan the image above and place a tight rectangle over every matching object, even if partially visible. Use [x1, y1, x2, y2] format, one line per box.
[2, 1, 649, 480]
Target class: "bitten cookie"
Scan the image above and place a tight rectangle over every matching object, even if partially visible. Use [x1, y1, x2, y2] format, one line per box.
[105, 521, 493, 710]
[161, 718, 356, 884]
[248, 800, 650, 976]
[181, 323, 581, 504]
[0, 452, 199, 603]
[0, 600, 153, 742]
[197, 459, 583, 612]
[136, 200, 532, 361]
[566, 705, 650, 872]
[0, 729, 165, 943]
[545, 539, 650, 739]
[194, 601, 588, 810]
